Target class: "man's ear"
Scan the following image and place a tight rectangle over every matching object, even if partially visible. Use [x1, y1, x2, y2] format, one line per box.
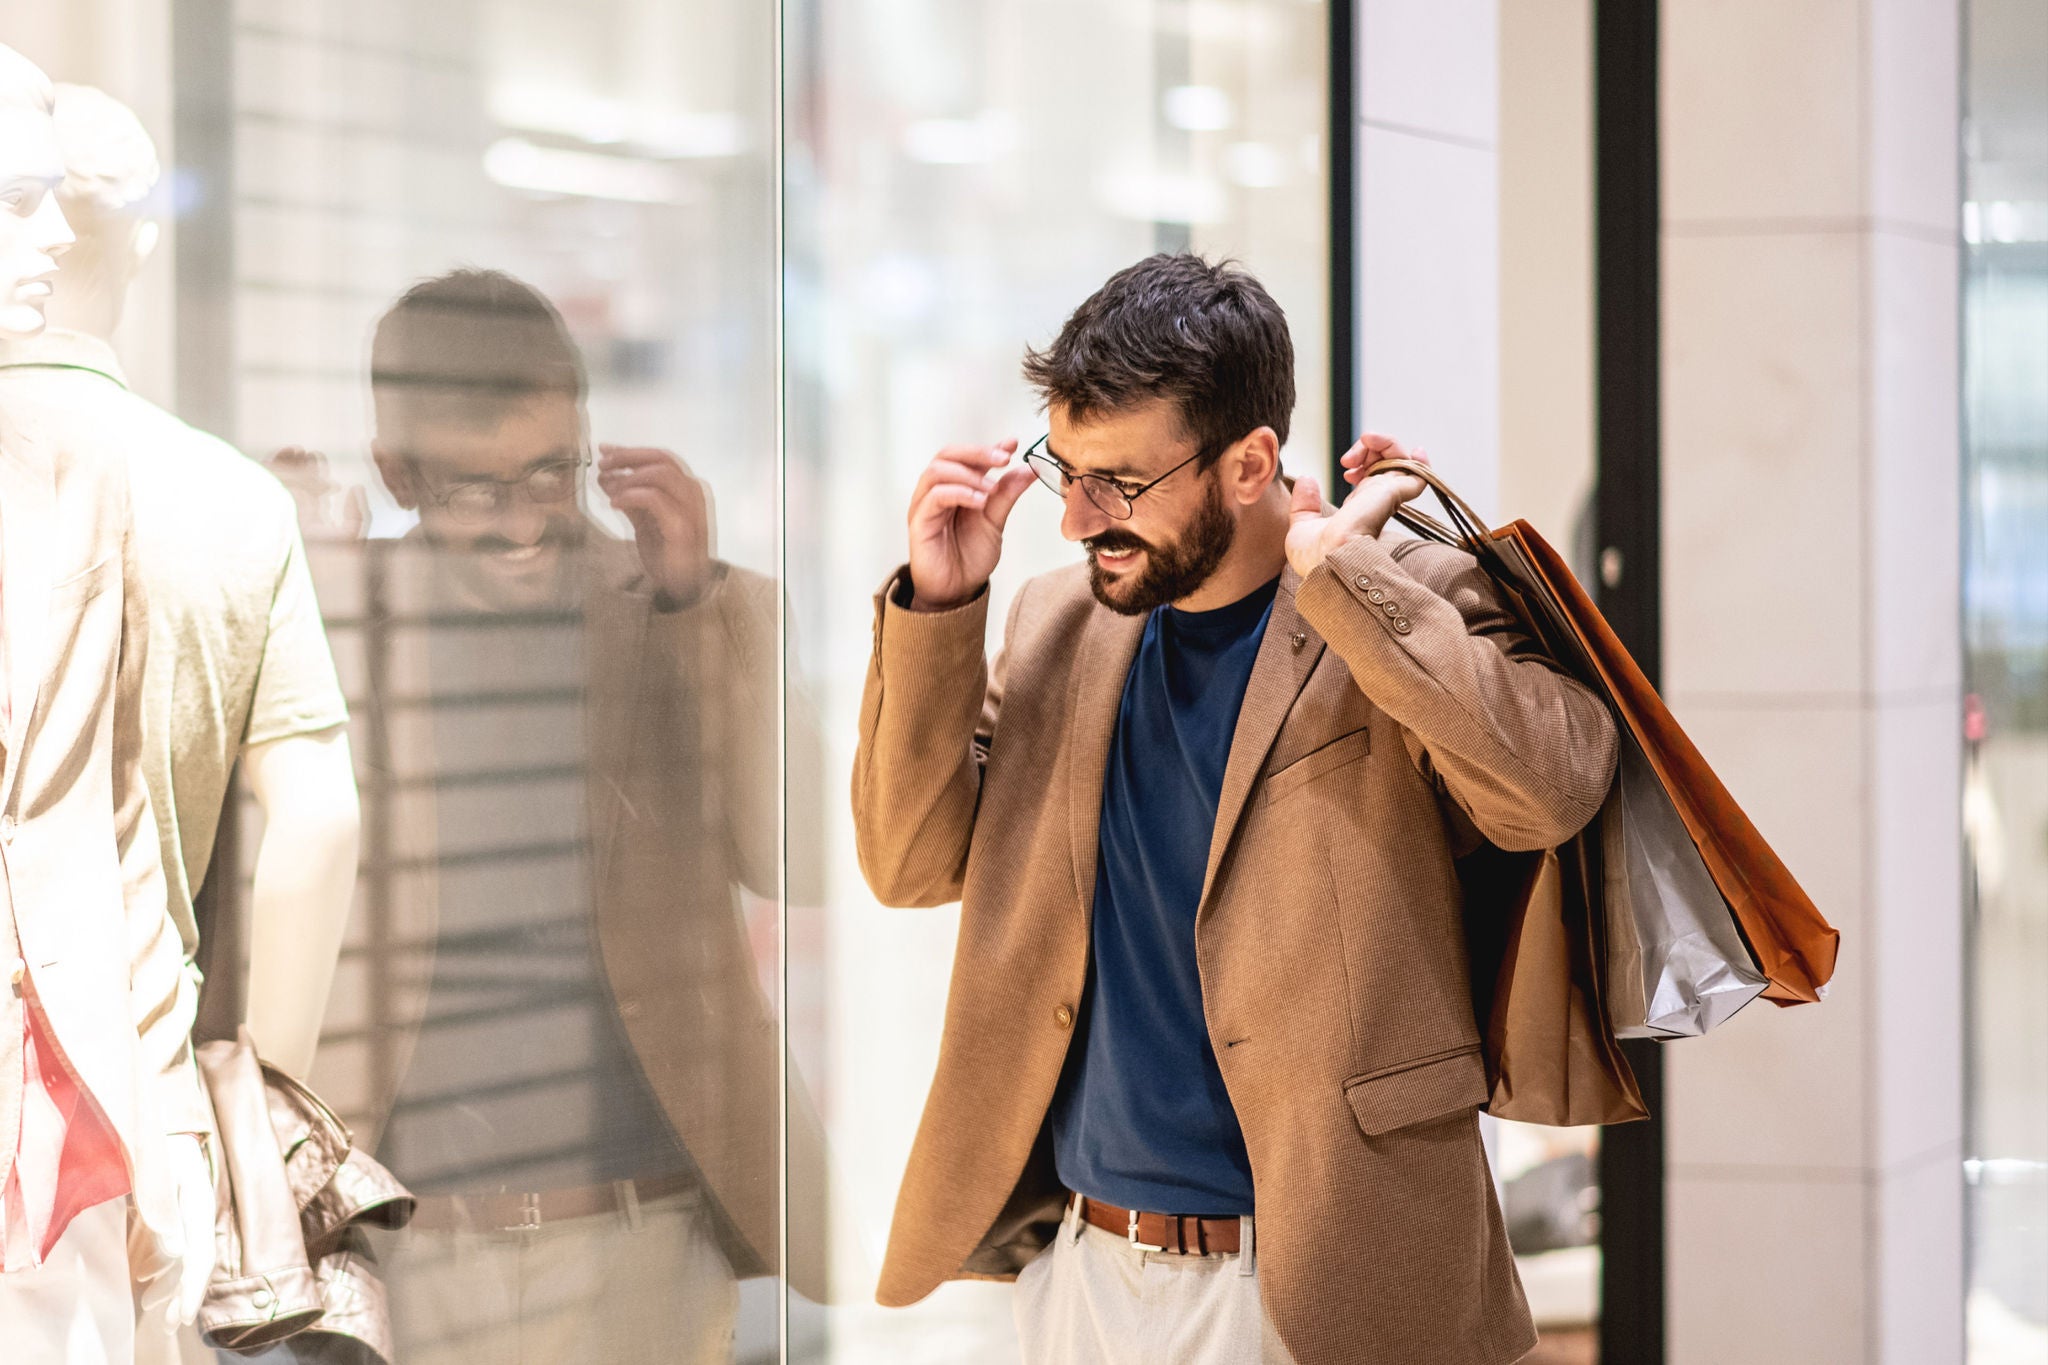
[1229, 426, 1282, 504]
[370, 440, 420, 510]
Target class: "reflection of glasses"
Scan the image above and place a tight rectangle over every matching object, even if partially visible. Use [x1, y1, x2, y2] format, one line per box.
[1021, 433, 1214, 520]
[416, 457, 586, 525]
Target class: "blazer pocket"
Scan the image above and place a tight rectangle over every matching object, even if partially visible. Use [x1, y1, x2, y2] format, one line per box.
[1262, 726, 1370, 805]
[1343, 1044, 1488, 1137]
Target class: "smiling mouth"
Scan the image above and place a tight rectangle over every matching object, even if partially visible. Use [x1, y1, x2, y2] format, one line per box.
[494, 543, 549, 565]
[1089, 543, 1144, 569]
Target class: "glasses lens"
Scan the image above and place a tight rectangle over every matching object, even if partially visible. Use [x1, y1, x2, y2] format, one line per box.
[1081, 477, 1133, 520]
[1023, 452, 1066, 497]
[442, 483, 503, 524]
[526, 462, 582, 504]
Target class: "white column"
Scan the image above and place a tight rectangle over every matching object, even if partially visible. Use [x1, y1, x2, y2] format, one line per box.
[1355, 0, 1500, 518]
[1659, 2, 1965, 1361]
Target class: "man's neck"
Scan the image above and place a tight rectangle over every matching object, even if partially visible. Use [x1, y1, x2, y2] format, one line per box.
[1170, 496, 1289, 612]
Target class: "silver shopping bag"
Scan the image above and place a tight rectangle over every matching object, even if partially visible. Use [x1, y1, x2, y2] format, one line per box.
[1596, 730, 1768, 1038]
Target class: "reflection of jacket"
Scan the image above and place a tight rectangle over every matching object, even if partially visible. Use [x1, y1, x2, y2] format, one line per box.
[197, 1029, 413, 1361]
[350, 534, 827, 1298]
[851, 540, 1618, 1365]
[0, 408, 210, 1262]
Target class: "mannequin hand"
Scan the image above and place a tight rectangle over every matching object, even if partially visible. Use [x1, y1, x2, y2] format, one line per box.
[1285, 439, 1432, 581]
[170, 1134, 215, 1326]
[597, 445, 714, 606]
[905, 441, 1035, 611]
[133, 1134, 215, 1328]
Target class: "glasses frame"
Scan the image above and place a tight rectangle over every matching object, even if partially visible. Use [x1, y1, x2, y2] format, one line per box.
[411, 453, 590, 526]
[1020, 433, 1220, 521]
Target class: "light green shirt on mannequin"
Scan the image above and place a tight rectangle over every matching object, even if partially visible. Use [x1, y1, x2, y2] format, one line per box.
[0, 330, 349, 957]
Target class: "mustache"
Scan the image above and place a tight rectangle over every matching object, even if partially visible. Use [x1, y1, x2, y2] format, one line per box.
[1084, 531, 1152, 556]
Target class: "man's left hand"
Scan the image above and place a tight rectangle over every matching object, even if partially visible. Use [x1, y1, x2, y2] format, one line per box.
[1284, 434, 1432, 580]
[597, 444, 715, 605]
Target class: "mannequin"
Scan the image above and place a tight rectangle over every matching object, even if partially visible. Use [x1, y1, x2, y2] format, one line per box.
[28, 83, 360, 1080]
[0, 44, 211, 1360]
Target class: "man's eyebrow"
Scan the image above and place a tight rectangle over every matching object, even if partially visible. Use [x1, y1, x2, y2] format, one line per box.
[520, 446, 581, 473]
[1043, 441, 1141, 480]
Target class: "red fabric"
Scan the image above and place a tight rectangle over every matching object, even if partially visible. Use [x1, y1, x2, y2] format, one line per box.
[4, 992, 131, 1272]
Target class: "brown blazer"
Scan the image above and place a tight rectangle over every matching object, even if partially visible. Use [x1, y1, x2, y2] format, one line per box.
[348, 535, 827, 1298]
[0, 409, 211, 1259]
[851, 534, 1618, 1365]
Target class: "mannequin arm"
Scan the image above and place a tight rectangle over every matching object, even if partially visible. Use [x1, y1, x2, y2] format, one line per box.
[239, 726, 360, 1077]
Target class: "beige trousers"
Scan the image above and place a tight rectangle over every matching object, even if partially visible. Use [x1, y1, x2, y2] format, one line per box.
[1014, 1199, 1299, 1365]
[0, 1199, 136, 1365]
[379, 1189, 739, 1365]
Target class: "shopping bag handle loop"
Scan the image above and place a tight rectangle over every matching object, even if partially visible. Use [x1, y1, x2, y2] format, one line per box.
[1361, 457, 1512, 579]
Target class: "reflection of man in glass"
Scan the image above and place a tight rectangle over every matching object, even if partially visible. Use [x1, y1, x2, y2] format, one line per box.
[358, 269, 807, 1362]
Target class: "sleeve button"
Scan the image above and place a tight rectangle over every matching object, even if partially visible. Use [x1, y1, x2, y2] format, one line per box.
[1366, 588, 1386, 604]
[1353, 574, 1371, 589]
[1394, 618, 1413, 634]
[1383, 601, 1400, 617]
[1054, 1004, 1075, 1029]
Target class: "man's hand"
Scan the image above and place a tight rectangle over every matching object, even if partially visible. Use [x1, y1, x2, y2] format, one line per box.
[905, 441, 1036, 612]
[598, 445, 714, 605]
[1284, 434, 1432, 580]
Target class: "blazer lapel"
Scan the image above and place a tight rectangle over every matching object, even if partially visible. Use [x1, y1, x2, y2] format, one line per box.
[0, 438, 54, 811]
[581, 548, 652, 891]
[1197, 569, 1324, 913]
[1064, 603, 1145, 922]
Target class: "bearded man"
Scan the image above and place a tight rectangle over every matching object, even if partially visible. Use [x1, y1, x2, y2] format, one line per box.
[851, 253, 1618, 1365]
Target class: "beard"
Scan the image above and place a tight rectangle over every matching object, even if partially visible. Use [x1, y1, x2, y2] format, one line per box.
[1084, 475, 1237, 616]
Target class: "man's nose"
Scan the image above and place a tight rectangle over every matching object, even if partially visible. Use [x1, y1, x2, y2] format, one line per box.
[1060, 485, 1111, 542]
[494, 497, 549, 546]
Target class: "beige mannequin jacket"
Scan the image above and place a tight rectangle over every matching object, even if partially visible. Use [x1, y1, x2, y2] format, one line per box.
[851, 535, 1618, 1365]
[0, 412, 211, 1259]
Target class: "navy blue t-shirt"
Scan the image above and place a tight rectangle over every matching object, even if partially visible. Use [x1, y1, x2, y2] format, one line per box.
[1049, 575, 1279, 1217]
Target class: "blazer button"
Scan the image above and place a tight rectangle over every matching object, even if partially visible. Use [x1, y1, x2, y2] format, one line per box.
[1394, 618, 1413, 634]
[1383, 601, 1400, 617]
[1054, 1004, 1075, 1029]
[1353, 574, 1371, 589]
[1366, 588, 1386, 604]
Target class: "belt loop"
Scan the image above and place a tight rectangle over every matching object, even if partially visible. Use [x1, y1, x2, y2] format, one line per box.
[1238, 1215, 1256, 1276]
[617, 1180, 643, 1231]
[519, 1192, 542, 1233]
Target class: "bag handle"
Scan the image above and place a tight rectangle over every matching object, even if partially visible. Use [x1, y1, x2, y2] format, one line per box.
[1358, 457, 1512, 578]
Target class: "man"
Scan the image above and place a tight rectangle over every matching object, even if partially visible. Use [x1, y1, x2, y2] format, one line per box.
[0, 44, 212, 1363]
[357, 268, 822, 1362]
[0, 82, 360, 1089]
[852, 254, 1618, 1365]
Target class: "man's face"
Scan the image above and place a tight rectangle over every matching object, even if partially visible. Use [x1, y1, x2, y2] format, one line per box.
[1050, 399, 1235, 616]
[375, 392, 589, 610]
[0, 105, 74, 338]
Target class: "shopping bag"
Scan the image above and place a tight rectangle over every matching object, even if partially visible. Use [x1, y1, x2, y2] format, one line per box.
[1376, 459, 1837, 1051]
[1460, 840, 1649, 1126]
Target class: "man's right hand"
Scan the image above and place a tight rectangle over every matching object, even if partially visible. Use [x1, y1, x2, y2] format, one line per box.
[905, 440, 1036, 611]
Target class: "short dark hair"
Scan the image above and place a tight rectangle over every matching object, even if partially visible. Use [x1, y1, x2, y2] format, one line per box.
[1022, 253, 1295, 462]
[370, 269, 585, 445]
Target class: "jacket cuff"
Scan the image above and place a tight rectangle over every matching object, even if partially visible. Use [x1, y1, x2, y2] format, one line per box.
[870, 567, 989, 674]
[1296, 535, 1441, 646]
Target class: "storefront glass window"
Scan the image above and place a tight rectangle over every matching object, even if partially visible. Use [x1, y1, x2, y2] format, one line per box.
[1962, 0, 2048, 1360]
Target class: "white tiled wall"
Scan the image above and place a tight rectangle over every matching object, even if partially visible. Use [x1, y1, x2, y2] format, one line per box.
[1660, 3, 1966, 1361]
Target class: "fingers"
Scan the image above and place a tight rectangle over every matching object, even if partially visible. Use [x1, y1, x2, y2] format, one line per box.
[981, 464, 1038, 530]
[1288, 472, 1325, 521]
[908, 442, 1018, 522]
[1342, 441, 1430, 485]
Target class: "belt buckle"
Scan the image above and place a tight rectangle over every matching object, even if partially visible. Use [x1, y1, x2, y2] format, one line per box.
[1127, 1208, 1165, 1254]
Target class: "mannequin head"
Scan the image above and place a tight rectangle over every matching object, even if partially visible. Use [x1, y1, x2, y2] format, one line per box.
[0, 45, 74, 338]
[45, 84, 161, 340]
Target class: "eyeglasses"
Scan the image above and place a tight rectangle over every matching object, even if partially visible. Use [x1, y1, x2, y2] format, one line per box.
[415, 457, 586, 526]
[1020, 434, 1214, 521]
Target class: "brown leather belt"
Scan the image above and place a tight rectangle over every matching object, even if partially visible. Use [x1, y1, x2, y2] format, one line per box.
[409, 1172, 700, 1233]
[1075, 1194, 1243, 1255]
